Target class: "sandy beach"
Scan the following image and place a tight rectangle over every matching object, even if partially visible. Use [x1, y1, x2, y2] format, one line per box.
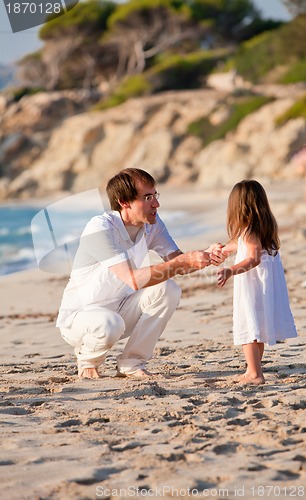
[0, 180, 305, 500]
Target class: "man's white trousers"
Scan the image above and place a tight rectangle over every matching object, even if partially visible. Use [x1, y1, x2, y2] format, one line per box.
[60, 279, 181, 374]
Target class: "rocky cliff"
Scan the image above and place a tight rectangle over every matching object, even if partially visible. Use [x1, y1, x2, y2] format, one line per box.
[0, 83, 306, 200]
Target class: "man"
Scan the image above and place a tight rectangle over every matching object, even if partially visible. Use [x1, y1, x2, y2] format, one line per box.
[57, 168, 224, 379]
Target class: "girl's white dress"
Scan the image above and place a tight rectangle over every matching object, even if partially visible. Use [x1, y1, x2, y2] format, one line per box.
[233, 237, 298, 346]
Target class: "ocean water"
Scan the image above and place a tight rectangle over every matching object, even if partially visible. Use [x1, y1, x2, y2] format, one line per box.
[0, 205, 39, 275]
[0, 196, 214, 276]
[0, 204, 99, 275]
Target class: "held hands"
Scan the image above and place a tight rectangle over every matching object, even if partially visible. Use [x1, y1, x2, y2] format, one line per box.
[206, 242, 235, 287]
[211, 243, 231, 286]
[207, 243, 226, 266]
[208, 242, 231, 286]
[179, 244, 226, 275]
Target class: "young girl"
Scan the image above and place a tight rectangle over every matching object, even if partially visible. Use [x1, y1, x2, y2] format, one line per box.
[217, 180, 297, 385]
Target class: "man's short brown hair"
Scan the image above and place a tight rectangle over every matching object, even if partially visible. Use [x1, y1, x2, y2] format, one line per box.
[106, 168, 155, 211]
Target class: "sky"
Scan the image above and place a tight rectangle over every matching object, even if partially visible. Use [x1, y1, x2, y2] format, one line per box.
[0, 0, 292, 66]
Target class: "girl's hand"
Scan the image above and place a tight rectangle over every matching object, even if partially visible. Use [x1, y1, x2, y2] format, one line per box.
[217, 268, 232, 287]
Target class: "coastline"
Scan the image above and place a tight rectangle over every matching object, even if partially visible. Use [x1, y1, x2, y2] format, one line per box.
[0, 181, 305, 499]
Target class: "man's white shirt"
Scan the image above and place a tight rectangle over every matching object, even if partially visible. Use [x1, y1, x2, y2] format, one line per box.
[56, 211, 179, 328]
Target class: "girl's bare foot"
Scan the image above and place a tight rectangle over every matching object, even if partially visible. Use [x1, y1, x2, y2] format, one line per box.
[238, 374, 265, 385]
[79, 367, 100, 379]
[233, 372, 248, 382]
[240, 343, 265, 385]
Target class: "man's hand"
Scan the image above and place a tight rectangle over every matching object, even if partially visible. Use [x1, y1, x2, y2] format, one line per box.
[217, 267, 232, 287]
[181, 250, 211, 273]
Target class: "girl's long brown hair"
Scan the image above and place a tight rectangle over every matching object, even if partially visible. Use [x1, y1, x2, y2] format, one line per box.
[227, 180, 280, 255]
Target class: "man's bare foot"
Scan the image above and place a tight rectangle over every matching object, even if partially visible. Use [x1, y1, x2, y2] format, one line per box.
[116, 368, 157, 379]
[79, 367, 100, 379]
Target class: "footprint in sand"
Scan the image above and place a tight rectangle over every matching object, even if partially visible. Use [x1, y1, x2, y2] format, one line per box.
[0, 407, 33, 415]
[212, 443, 239, 454]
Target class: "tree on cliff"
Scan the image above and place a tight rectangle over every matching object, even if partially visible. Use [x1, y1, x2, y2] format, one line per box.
[17, 0, 276, 92]
[18, 0, 116, 90]
[99, 0, 209, 83]
[98, 0, 265, 82]
[18, 0, 206, 90]
[189, 0, 261, 41]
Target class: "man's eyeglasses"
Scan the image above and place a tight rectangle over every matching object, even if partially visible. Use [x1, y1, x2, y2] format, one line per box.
[142, 193, 160, 202]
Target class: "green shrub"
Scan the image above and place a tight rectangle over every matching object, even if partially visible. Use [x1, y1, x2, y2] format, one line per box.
[228, 31, 284, 83]
[92, 74, 151, 110]
[92, 50, 227, 110]
[107, 0, 188, 28]
[148, 49, 228, 91]
[279, 59, 306, 84]
[188, 116, 214, 138]
[39, 0, 115, 38]
[188, 95, 272, 145]
[11, 86, 43, 102]
[275, 94, 306, 127]
[226, 15, 306, 84]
